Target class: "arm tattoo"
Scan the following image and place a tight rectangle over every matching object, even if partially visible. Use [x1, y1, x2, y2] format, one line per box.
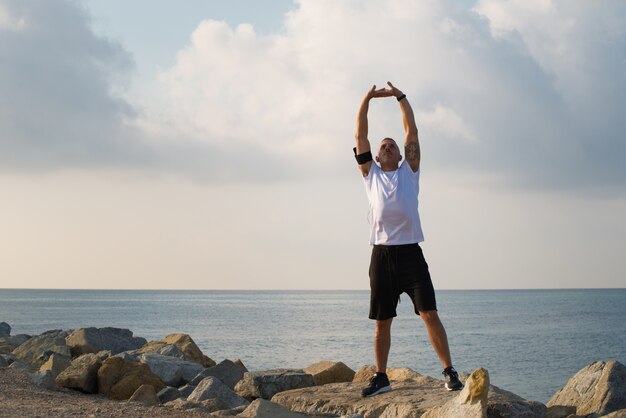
[405, 142, 420, 162]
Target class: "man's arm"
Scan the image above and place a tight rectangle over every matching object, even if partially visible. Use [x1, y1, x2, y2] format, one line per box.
[388, 82, 420, 172]
[355, 86, 376, 177]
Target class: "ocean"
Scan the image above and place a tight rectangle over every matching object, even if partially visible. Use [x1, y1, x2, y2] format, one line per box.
[0, 288, 624, 403]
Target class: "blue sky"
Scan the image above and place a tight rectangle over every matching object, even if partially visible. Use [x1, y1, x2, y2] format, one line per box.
[0, 0, 624, 289]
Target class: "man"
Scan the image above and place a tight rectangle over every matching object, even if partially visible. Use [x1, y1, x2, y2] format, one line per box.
[354, 82, 463, 397]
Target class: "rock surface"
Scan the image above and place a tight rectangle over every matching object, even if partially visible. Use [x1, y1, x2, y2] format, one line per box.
[139, 352, 204, 387]
[235, 368, 316, 401]
[547, 360, 626, 417]
[238, 398, 308, 417]
[422, 368, 489, 418]
[0, 322, 10, 337]
[12, 330, 71, 369]
[158, 386, 183, 403]
[190, 358, 248, 389]
[97, 356, 166, 400]
[353, 365, 423, 382]
[187, 376, 249, 409]
[39, 353, 71, 378]
[273, 368, 546, 418]
[66, 327, 147, 357]
[127, 384, 160, 406]
[30, 370, 59, 391]
[128, 333, 215, 367]
[304, 361, 356, 386]
[55, 353, 102, 394]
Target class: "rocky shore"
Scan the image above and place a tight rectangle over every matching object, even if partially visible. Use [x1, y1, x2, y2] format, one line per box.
[1, 321, 624, 417]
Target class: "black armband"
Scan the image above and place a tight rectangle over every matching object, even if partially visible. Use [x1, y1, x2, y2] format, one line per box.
[353, 147, 373, 165]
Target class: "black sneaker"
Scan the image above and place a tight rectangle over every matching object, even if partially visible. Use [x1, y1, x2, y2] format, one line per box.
[442, 367, 463, 391]
[361, 372, 392, 397]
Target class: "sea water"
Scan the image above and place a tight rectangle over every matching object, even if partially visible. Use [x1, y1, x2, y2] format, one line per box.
[0, 288, 624, 403]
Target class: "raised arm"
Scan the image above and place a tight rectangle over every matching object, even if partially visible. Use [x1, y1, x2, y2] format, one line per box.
[355, 86, 375, 176]
[387, 81, 420, 172]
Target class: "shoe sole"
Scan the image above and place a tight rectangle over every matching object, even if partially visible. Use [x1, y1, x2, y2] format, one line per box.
[445, 383, 464, 391]
[362, 385, 392, 397]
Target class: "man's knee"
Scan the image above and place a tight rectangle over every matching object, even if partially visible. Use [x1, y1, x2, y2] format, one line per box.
[418, 310, 440, 323]
[375, 318, 393, 335]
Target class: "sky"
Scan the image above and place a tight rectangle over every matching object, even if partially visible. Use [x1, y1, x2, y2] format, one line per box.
[1, 0, 625, 290]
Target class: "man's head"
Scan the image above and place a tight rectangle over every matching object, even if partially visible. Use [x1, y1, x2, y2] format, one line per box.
[376, 138, 402, 170]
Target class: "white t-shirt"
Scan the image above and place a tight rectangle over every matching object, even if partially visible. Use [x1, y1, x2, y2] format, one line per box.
[363, 160, 424, 245]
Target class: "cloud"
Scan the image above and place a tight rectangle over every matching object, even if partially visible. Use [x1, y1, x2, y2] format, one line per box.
[0, 0, 152, 171]
[148, 0, 626, 192]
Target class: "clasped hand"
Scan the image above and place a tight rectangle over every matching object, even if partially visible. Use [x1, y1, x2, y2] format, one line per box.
[365, 81, 403, 100]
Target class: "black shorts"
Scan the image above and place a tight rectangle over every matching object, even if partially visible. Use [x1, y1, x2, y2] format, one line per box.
[369, 243, 437, 320]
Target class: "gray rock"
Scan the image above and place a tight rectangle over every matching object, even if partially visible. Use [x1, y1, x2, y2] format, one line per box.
[199, 398, 228, 413]
[8, 361, 30, 370]
[30, 370, 58, 391]
[487, 386, 547, 417]
[235, 369, 316, 401]
[548, 360, 626, 417]
[0, 322, 10, 337]
[11, 329, 70, 369]
[188, 376, 249, 409]
[39, 353, 71, 378]
[208, 405, 248, 416]
[139, 352, 205, 387]
[66, 327, 147, 356]
[546, 405, 577, 418]
[55, 353, 102, 394]
[158, 344, 185, 358]
[0, 356, 7, 368]
[179, 383, 196, 398]
[190, 359, 248, 389]
[0, 334, 31, 353]
[158, 386, 183, 403]
[128, 384, 160, 406]
[113, 352, 139, 362]
[238, 398, 308, 417]
[602, 409, 626, 418]
[272, 368, 546, 418]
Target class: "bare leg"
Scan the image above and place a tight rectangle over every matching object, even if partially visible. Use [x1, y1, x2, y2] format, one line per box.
[418, 310, 452, 368]
[375, 318, 393, 373]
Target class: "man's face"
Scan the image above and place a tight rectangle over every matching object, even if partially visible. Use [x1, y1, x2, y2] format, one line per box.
[377, 139, 401, 166]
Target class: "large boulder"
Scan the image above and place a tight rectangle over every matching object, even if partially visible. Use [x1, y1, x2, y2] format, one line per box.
[0, 322, 10, 337]
[138, 352, 204, 387]
[272, 367, 546, 418]
[65, 327, 147, 357]
[235, 369, 316, 401]
[97, 356, 166, 400]
[39, 353, 71, 378]
[304, 361, 355, 386]
[0, 334, 31, 354]
[190, 359, 248, 389]
[422, 368, 489, 418]
[55, 353, 102, 394]
[157, 386, 184, 403]
[12, 330, 71, 369]
[238, 398, 308, 417]
[547, 360, 626, 417]
[30, 370, 59, 391]
[127, 333, 215, 367]
[187, 376, 249, 409]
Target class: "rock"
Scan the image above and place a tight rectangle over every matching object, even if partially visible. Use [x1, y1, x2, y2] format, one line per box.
[422, 368, 489, 418]
[190, 359, 248, 389]
[128, 333, 215, 367]
[97, 356, 166, 400]
[273, 368, 545, 418]
[30, 370, 58, 391]
[39, 353, 71, 378]
[0, 334, 31, 354]
[158, 386, 183, 403]
[199, 398, 228, 413]
[238, 398, 308, 417]
[0, 356, 7, 368]
[353, 365, 423, 383]
[602, 409, 626, 418]
[55, 353, 102, 394]
[95, 350, 111, 361]
[113, 352, 139, 362]
[66, 327, 147, 357]
[11, 330, 70, 369]
[207, 405, 248, 416]
[548, 360, 626, 417]
[486, 385, 548, 417]
[304, 361, 356, 386]
[165, 398, 206, 411]
[235, 369, 316, 401]
[139, 352, 204, 387]
[8, 361, 29, 370]
[0, 322, 10, 337]
[188, 376, 249, 409]
[178, 383, 196, 398]
[546, 405, 577, 418]
[128, 384, 160, 406]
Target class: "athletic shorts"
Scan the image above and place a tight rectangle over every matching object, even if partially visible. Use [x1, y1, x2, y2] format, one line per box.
[368, 243, 437, 320]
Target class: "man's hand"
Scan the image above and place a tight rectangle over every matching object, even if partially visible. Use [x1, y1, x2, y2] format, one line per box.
[364, 85, 395, 100]
[384, 81, 404, 99]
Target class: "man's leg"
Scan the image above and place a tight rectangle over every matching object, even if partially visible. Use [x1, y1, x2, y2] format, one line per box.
[375, 318, 393, 373]
[418, 310, 451, 368]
